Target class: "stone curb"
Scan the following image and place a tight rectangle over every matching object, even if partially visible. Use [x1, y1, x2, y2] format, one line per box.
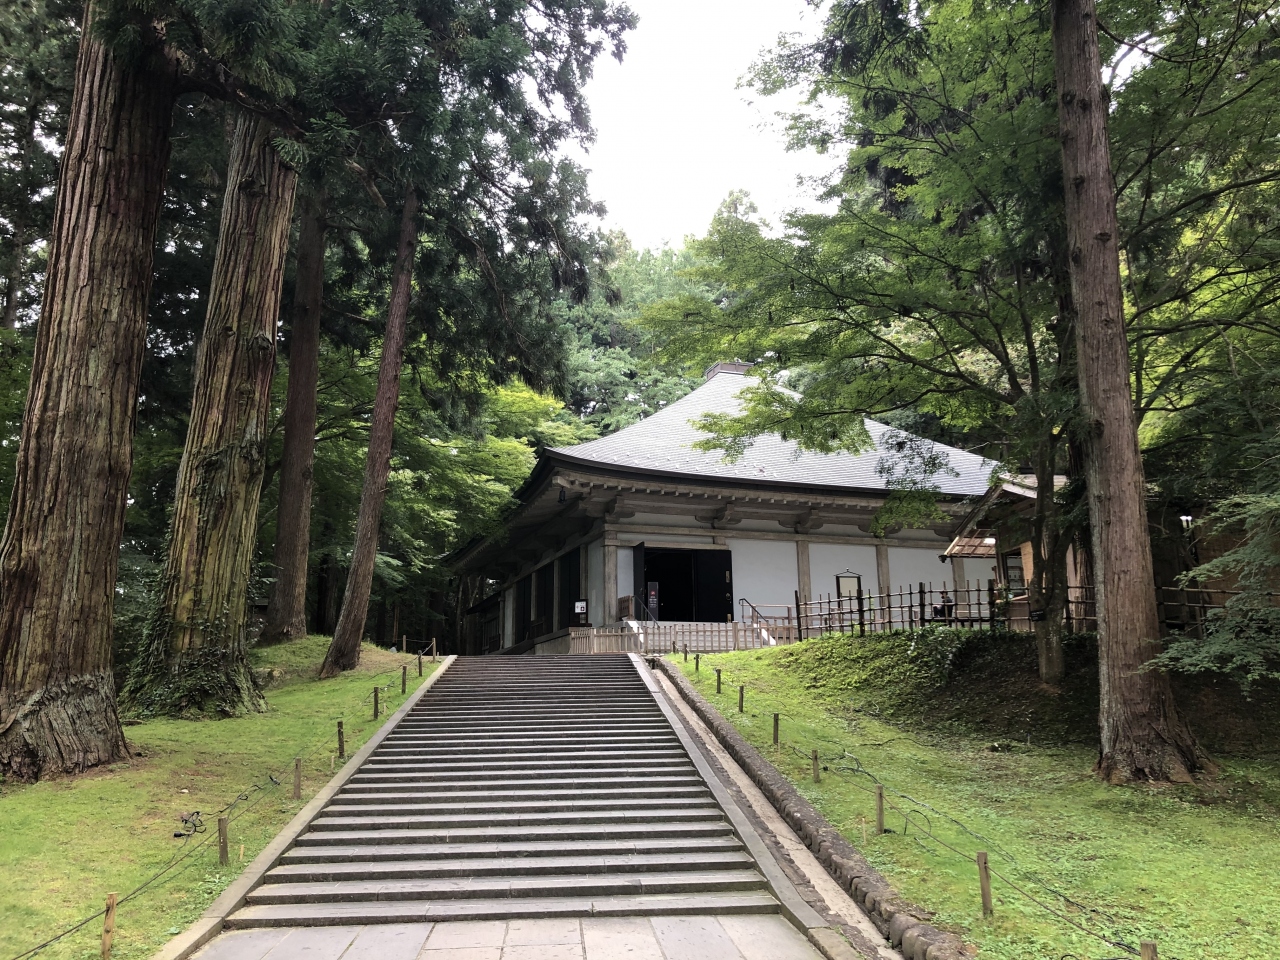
[149, 655, 458, 960]
[650, 657, 972, 960]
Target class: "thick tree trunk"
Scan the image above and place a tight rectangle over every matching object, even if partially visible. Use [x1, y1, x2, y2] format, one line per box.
[0, 6, 177, 780]
[260, 191, 327, 646]
[320, 187, 419, 678]
[1028, 444, 1069, 684]
[127, 111, 297, 716]
[1051, 0, 1204, 782]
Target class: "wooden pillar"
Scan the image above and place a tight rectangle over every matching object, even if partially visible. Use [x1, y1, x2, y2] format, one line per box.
[795, 539, 812, 605]
[604, 543, 618, 623]
[875, 543, 890, 623]
[552, 555, 561, 632]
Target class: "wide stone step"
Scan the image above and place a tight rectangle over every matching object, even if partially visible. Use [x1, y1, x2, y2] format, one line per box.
[278, 836, 747, 864]
[305, 808, 721, 829]
[334, 786, 710, 804]
[227, 891, 780, 927]
[354, 758, 696, 774]
[378, 727, 670, 742]
[366, 747, 686, 762]
[375, 735, 682, 750]
[290, 821, 737, 846]
[245, 870, 769, 905]
[323, 797, 715, 817]
[265, 851, 755, 883]
[340, 775, 706, 794]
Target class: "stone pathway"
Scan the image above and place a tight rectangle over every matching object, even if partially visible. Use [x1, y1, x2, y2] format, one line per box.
[186, 655, 828, 958]
[196, 916, 821, 959]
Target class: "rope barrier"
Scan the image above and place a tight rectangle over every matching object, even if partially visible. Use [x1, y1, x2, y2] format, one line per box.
[6, 656, 432, 960]
[684, 655, 1184, 960]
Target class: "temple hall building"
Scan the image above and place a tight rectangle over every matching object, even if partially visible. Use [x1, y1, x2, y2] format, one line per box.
[452, 363, 999, 653]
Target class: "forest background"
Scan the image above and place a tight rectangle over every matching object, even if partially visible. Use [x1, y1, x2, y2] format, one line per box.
[0, 0, 1278, 767]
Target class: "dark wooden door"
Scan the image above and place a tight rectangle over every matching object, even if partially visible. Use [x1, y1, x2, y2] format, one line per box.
[694, 549, 734, 622]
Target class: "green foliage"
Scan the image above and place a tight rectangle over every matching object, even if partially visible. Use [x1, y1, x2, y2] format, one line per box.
[675, 643, 1280, 958]
[0, 636, 437, 960]
[1151, 493, 1280, 691]
[777, 627, 985, 694]
[561, 236, 705, 433]
[0, 328, 31, 511]
[0, 0, 76, 328]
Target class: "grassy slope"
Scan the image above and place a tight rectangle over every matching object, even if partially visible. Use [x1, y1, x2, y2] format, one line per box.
[671, 631, 1280, 960]
[0, 636, 438, 960]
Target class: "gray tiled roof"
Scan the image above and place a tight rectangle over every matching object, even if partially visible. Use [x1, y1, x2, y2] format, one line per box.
[549, 370, 996, 496]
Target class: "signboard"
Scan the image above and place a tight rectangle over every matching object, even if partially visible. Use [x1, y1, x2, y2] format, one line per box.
[574, 599, 588, 626]
[1029, 608, 1047, 622]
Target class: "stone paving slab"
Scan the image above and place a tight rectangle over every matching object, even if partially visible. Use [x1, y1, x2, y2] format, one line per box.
[192, 916, 824, 960]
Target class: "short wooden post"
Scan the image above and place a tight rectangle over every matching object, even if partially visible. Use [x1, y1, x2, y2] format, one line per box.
[293, 757, 302, 800]
[695, 653, 700, 672]
[337, 720, 345, 758]
[672, 639, 677, 654]
[738, 685, 744, 713]
[432, 637, 438, 662]
[857, 588, 865, 637]
[987, 579, 997, 630]
[401, 634, 407, 653]
[401, 664, 407, 694]
[218, 815, 229, 866]
[795, 589, 804, 641]
[373, 686, 379, 719]
[1140, 943, 1158, 960]
[875, 784, 884, 835]
[683, 644, 688, 662]
[773, 713, 779, 746]
[101, 892, 117, 960]
[715, 668, 722, 694]
[976, 851, 993, 918]
[811, 749, 820, 782]
[417, 652, 423, 676]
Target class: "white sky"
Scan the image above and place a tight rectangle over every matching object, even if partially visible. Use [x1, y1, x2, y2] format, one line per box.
[572, 0, 841, 252]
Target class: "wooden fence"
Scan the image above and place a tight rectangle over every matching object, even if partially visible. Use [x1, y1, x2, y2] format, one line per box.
[561, 583, 1266, 654]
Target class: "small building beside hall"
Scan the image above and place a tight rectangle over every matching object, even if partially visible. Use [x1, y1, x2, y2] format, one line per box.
[451, 363, 1000, 654]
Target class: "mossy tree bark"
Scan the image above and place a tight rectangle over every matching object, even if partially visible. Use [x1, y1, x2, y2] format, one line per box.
[320, 186, 419, 678]
[1051, 0, 1205, 781]
[0, 4, 177, 779]
[128, 111, 297, 716]
[261, 190, 327, 646]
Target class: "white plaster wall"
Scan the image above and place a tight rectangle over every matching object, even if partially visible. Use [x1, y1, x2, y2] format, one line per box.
[587, 539, 604, 628]
[886, 546, 953, 593]
[728, 537, 800, 614]
[808, 543, 879, 601]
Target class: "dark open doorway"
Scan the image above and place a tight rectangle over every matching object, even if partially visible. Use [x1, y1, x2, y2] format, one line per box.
[634, 546, 734, 622]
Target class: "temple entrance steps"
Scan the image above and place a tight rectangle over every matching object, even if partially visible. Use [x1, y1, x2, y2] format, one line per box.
[222, 655, 783, 927]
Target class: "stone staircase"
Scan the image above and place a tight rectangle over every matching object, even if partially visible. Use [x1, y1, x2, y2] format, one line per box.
[226, 655, 781, 926]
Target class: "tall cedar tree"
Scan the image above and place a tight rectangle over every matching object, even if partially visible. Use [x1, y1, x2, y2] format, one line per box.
[261, 189, 327, 645]
[127, 111, 297, 715]
[0, 1, 177, 778]
[1050, 0, 1204, 780]
[313, 0, 633, 674]
[320, 186, 419, 676]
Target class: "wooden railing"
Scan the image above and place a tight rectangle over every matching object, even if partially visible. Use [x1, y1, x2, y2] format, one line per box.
[562, 584, 1267, 653]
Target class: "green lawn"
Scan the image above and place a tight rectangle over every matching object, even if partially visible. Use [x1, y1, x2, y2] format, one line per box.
[0, 636, 438, 960]
[671, 632, 1280, 960]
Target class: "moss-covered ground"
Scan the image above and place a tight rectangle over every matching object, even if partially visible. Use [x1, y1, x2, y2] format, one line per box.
[0, 636, 438, 960]
[670, 630, 1280, 960]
